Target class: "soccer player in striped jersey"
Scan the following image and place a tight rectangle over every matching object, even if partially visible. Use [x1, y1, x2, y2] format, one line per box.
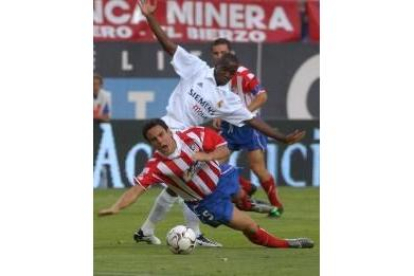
[99, 119, 314, 249]
[131, 0, 306, 248]
[210, 38, 284, 218]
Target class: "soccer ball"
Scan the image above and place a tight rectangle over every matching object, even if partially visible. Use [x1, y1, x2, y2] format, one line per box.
[166, 225, 197, 254]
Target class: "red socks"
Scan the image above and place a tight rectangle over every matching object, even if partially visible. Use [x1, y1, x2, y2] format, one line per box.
[238, 176, 283, 209]
[245, 227, 289, 248]
[233, 189, 252, 211]
[261, 177, 282, 208]
[239, 176, 255, 195]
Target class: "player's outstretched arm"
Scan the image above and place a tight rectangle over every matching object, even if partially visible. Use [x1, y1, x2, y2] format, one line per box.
[98, 185, 146, 216]
[245, 117, 306, 145]
[138, 0, 177, 56]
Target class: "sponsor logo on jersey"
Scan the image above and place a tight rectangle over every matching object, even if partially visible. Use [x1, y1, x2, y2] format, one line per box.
[188, 89, 216, 116]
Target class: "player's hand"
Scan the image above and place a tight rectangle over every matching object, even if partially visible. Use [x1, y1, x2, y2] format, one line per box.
[212, 118, 222, 130]
[192, 152, 212, 162]
[98, 207, 119, 217]
[137, 0, 158, 16]
[284, 130, 306, 145]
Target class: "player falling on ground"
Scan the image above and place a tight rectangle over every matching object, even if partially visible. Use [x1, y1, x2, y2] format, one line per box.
[210, 38, 284, 217]
[99, 119, 314, 249]
[132, 0, 305, 247]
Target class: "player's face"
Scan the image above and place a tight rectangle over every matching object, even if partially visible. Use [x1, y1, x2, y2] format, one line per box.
[214, 64, 237, 86]
[93, 78, 101, 94]
[146, 125, 176, 155]
[211, 44, 230, 65]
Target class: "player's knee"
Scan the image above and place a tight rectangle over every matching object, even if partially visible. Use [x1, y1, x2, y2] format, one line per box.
[238, 213, 259, 233]
[242, 222, 259, 235]
[166, 187, 178, 197]
[250, 163, 267, 177]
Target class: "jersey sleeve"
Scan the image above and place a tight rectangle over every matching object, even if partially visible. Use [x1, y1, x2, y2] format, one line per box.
[244, 77, 266, 96]
[134, 161, 161, 190]
[171, 46, 207, 79]
[216, 91, 254, 127]
[244, 75, 266, 96]
[201, 127, 227, 152]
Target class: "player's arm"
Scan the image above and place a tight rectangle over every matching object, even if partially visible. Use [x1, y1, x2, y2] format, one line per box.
[192, 145, 230, 162]
[99, 114, 110, 122]
[243, 71, 268, 112]
[211, 118, 222, 130]
[94, 113, 110, 123]
[138, 0, 177, 56]
[192, 128, 230, 162]
[98, 185, 146, 216]
[247, 92, 267, 113]
[245, 117, 305, 145]
[218, 91, 305, 144]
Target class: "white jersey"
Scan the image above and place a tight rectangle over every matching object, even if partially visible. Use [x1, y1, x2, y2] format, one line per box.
[93, 89, 111, 118]
[162, 46, 254, 130]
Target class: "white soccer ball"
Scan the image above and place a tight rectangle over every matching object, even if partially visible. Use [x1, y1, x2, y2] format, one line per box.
[166, 225, 197, 254]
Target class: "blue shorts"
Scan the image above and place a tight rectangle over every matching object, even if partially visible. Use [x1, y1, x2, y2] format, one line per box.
[221, 121, 267, 152]
[185, 164, 240, 228]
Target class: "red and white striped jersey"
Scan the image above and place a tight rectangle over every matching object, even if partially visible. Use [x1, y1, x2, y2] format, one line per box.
[230, 66, 266, 116]
[134, 127, 227, 201]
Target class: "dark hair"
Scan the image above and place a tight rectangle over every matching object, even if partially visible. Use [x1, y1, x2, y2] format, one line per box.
[216, 52, 239, 75]
[142, 119, 169, 141]
[94, 73, 103, 85]
[211, 38, 232, 51]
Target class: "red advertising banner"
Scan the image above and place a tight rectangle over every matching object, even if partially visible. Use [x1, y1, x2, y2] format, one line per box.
[307, 0, 320, 41]
[94, 0, 301, 43]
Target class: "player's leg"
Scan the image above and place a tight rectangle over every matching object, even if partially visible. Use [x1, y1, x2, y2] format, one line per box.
[186, 164, 313, 249]
[238, 176, 257, 196]
[233, 188, 276, 214]
[248, 149, 283, 211]
[182, 203, 201, 237]
[218, 151, 256, 197]
[182, 204, 223, 247]
[233, 187, 252, 211]
[134, 187, 178, 244]
[227, 207, 314, 248]
[219, 123, 257, 196]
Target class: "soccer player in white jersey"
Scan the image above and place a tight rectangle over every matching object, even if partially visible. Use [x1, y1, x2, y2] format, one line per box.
[132, 0, 306, 247]
[99, 119, 314, 249]
[93, 74, 111, 123]
[210, 38, 284, 218]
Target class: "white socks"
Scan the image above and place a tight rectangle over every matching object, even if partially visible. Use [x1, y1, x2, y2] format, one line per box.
[141, 188, 177, 236]
[140, 188, 202, 237]
[182, 203, 201, 237]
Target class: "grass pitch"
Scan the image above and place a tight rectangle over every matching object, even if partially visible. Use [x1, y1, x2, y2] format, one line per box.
[94, 186, 319, 276]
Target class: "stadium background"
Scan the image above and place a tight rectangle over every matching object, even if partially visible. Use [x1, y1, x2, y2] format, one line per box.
[93, 0, 320, 189]
[93, 1, 320, 275]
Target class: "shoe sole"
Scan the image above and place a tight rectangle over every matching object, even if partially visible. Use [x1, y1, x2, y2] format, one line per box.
[133, 235, 161, 245]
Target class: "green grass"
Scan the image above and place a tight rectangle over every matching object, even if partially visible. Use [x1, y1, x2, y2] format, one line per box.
[94, 187, 319, 276]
